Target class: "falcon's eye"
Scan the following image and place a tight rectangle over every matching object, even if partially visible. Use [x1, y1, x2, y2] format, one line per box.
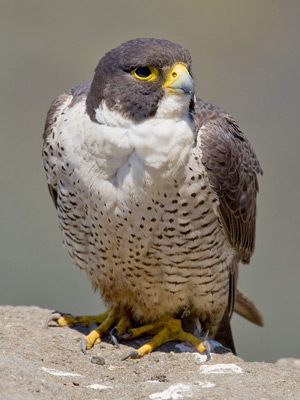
[135, 67, 151, 78]
[131, 66, 158, 81]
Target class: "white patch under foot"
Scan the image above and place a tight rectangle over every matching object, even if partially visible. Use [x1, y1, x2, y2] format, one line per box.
[175, 343, 208, 363]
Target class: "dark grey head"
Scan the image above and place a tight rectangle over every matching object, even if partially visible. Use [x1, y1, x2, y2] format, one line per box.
[86, 38, 194, 123]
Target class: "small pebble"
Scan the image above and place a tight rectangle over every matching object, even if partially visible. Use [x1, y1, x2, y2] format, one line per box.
[91, 356, 106, 365]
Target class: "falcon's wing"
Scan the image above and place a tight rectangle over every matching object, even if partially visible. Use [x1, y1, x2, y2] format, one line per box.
[195, 99, 263, 264]
[42, 82, 91, 208]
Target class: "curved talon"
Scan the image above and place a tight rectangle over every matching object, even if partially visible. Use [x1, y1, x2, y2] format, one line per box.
[200, 330, 211, 361]
[202, 339, 211, 361]
[110, 327, 118, 336]
[44, 313, 63, 328]
[121, 350, 139, 361]
[110, 328, 120, 348]
[81, 338, 87, 355]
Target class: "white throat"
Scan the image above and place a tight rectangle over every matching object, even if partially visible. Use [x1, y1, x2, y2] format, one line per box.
[92, 94, 195, 175]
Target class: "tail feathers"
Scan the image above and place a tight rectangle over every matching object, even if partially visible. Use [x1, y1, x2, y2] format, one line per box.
[234, 289, 264, 327]
[214, 311, 236, 354]
[214, 289, 263, 355]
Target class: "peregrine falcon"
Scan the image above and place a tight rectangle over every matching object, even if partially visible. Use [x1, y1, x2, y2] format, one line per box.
[43, 38, 263, 359]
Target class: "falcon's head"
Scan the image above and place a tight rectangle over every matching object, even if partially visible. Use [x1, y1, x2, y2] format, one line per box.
[86, 38, 195, 125]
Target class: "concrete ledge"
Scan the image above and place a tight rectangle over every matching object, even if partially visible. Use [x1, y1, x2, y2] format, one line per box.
[0, 305, 299, 399]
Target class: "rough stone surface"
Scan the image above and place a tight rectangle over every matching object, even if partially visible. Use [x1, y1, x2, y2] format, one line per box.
[0, 305, 299, 399]
[276, 358, 300, 371]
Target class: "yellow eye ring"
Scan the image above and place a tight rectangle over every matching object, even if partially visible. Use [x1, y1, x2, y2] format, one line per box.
[131, 66, 158, 81]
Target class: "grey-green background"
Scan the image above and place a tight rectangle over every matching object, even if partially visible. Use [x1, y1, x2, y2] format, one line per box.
[1, 0, 299, 363]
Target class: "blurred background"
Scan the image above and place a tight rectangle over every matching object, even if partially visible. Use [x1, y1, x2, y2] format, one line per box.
[1, 0, 299, 363]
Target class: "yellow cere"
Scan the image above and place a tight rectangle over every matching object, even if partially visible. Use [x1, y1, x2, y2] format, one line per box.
[162, 63, 189, 89]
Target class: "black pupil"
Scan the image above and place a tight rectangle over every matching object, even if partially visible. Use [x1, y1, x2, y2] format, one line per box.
[135, 67, 151, 78]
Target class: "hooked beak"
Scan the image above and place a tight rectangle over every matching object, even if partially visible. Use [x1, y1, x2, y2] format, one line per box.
[162, 63, 194, 95]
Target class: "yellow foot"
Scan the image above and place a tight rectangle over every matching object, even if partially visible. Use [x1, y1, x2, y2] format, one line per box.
[46, 311, 209, 360]
[46, 307, 132, 354]
[47, 309, 110, 327]
[120, 317, 208, 360]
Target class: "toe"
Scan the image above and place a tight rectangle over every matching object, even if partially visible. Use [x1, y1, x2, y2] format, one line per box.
[44, 312, 62, 328]
[110, 328, 120, 348]
[121, 350, 139, 361]
[81, 338, 88, 355]
[120, 317, 207, 359]
[85, 329, 101, 350]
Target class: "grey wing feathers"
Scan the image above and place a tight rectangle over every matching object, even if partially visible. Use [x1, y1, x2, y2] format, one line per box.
[195, 99, 263, 264]
[42, 82, 91, 209]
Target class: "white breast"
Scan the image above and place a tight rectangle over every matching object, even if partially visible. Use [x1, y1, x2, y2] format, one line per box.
[53, 96, 196, 208]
